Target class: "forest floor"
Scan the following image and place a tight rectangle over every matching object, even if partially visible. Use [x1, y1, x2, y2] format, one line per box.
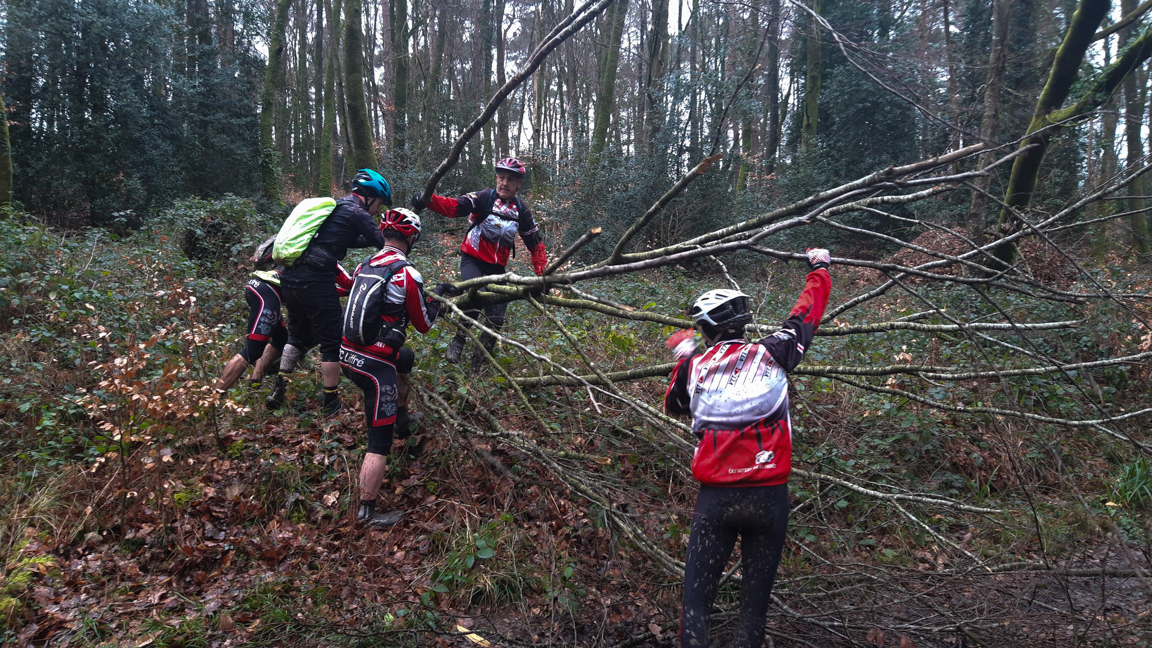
[2, 212, 1151, 647]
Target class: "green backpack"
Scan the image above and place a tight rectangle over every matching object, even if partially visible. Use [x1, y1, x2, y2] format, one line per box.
[272, 197, 338, 267]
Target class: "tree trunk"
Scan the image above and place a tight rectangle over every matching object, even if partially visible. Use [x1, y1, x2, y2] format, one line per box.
[1122, 0, 1151, 256]
[991, 0, 1112, 267]
[966, 0, 1009, 238]
[479, 0, 495, 165]
[644, 0, 670, 151]
[260, 0, 294, 204]
[0, 92, 11, 208]
[495, 0, 509, 157]
[295, 0, 312, 185]
[344, 0, 378, 170]
[764, 0, 781, 173]
[319, 0, 339, 194]
[800, 0, 822, 155]
[392, 0, 409, 157]
[589, 0, 631, 164]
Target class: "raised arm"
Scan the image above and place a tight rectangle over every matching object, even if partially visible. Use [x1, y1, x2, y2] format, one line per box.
[758, 249, 832, 374]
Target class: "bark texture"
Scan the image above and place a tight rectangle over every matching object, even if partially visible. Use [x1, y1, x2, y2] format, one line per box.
[0, 92, 11, 208]
[259, 0, 294, 204]
[344, 0, 378, 171]
[589, 0, 631, 163]
[800, 0, 822, 154]
[966, 0, 1009, 238]
[1122, 0, 1151, 255]
[991, 0, 1149, 267]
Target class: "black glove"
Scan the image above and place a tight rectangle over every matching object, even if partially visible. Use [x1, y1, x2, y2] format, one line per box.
[411, 192, 427, 211]
[806, 248, 831, 271]
[433, 282, 463, 297]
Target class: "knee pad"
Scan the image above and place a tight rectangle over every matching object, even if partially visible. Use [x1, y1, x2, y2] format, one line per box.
[395, 346, 415, 374]
[279, 344, 304, 373]
[239, 338, 268, 364]
[366, 423, 394, 456]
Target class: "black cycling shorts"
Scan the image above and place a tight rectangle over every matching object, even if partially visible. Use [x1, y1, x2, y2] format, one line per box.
[339, 345, 399, 428]
[241, 279, 288, 362]
[282, 281, 343, 363]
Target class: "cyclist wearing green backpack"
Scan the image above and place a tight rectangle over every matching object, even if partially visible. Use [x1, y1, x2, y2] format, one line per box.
[269, 169, 392, 417]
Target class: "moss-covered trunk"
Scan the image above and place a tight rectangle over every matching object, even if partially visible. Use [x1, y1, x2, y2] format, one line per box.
[1122, 0, 1151, 256]
[391, 0, 409, 157]
[318, 0, 339, 194]
[344, 0, 378, 171]
[0, 92, 11, 208]
[800, 0, 822, 155]
[991, 0, 1115, 267]
[589, 0, 630, 164]
[259, 0, 294, 205]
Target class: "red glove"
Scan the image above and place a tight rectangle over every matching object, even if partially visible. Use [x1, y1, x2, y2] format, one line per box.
[334, 263, 354, 296]
[531, 243, 548, 276]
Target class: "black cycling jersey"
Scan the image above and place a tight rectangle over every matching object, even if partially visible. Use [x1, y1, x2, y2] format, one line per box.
[281, 195, 385, 288]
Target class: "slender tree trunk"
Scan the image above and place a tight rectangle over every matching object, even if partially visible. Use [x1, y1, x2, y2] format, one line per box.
[764, 0, 781, 173]
[495, 0, 509, 157]
[345, 0, 378, 170]
[0, 93, 11, 208]
[1122, 0, 1151, 255]
[966, 0, 1009, 238]
[479, 0, 495, 165]
[392, 0, 409, 157]
[801, 0, 822, 155]
[319, 0, 338, 193]
[295, 0, 312, 185]
[260, 0, 294, 204]
[644, 0, 669, 152]
[313, 0, 325, 192]
[590, 0, 631, 163]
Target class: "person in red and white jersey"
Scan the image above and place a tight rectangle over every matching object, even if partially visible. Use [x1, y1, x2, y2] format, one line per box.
[665, 248, 832, 648]
[339, 208, 459, 527]
[410, 157, 547, 368]
[214, 236, 352, 395]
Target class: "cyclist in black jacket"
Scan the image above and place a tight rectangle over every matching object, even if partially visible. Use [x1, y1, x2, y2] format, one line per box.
[268, 169, 391, 416]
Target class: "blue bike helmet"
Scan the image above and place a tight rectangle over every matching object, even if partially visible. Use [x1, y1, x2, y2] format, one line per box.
[351, 169, 393, 205]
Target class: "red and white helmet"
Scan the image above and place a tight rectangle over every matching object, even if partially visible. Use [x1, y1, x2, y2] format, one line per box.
[380, 208, 422, 246]
[495, 157, 526, 178]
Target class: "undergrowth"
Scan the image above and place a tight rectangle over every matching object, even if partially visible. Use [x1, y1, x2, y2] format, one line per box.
[0, 205, 1150, 646]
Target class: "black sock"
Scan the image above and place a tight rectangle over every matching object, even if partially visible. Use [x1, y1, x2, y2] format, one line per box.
[323, 386, 340, 407]
[358, 498, 376, 520]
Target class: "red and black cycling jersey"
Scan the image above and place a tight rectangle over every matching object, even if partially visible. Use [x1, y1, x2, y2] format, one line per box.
[426, 188, 546, 270]
[665, 269, 831, 487]
[340, 246, 439, 360]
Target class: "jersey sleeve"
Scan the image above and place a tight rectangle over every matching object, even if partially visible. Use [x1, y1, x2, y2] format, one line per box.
[664, 356, 695, 416]
[400, 266, 438, 333]
[518, 203, 543, 250]
[758, 268, 831, 373]
[350, 202, 386, 249]
[428, 193, 474, 219]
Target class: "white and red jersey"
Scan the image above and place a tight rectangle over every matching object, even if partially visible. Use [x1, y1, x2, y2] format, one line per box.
[340, 246, 439, 360]
[666, 269, 831, 487]
[427, 188, 546, 271]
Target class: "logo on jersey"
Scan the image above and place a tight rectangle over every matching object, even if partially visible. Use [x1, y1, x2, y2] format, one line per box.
[755, 450, 775, 464]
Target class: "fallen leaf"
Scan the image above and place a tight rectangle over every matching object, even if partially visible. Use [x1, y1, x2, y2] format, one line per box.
[219, 613, 236, 632]
[867, 628, 884, 645]
[900, 637, 915, 648]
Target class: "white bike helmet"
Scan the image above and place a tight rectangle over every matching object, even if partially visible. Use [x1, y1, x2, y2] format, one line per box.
[690, 289, 752, 332]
